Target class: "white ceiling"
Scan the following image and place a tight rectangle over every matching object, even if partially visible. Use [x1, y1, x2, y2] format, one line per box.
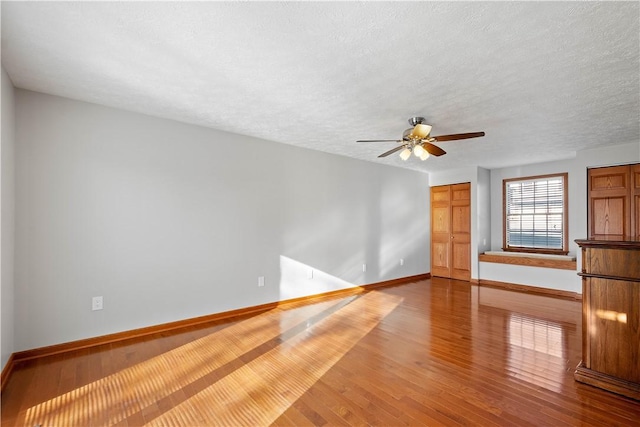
[2, 2, 638, 172]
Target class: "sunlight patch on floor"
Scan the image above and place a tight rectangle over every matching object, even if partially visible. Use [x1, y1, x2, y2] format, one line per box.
[149, 290, 402, 425]
[24, 290, 402, 426]
[23, 299, 341, 426]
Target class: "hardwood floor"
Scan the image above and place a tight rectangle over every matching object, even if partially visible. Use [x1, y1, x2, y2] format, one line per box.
[2, 278, 639, 426]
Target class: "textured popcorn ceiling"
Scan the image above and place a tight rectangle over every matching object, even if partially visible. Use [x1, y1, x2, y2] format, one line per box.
[2, 2, 639, 172]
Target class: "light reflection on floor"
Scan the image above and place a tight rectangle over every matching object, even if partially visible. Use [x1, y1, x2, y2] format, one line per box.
[24, 291, 403, 426]
[473, 285, 579, 394]
[509, 313, 564, 359]
[507, 314, 566, 393]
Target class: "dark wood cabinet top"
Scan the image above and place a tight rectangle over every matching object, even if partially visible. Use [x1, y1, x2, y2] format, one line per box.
[576, 238, 640, 250]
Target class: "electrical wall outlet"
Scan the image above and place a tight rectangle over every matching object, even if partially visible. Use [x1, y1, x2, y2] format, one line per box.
[258, 276, 265, 287]
[362, 263, 367, 272]
[400, 258, 404, 266]
[92, 296, 103, 311]
[307, 268, 314, 279]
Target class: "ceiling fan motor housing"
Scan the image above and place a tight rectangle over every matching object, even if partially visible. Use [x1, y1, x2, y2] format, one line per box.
[408, 116, 426, 126]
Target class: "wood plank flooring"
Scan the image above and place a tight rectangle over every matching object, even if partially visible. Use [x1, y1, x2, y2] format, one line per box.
[2, 278, 639, 426]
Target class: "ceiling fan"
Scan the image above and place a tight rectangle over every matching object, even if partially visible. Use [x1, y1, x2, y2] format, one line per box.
[357, 117, 485, 161]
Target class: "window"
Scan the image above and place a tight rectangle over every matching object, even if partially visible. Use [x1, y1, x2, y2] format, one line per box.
[503, 173, 568, 254]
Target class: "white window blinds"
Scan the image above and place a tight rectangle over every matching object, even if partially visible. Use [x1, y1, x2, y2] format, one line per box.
[505, 174, 566, 251]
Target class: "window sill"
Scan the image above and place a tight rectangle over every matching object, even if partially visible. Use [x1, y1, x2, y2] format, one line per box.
[479, 251, 576, 270]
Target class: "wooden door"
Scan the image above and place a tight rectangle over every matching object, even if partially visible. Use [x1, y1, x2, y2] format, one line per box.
[588, 163, 640, 239]
[450, 183, 471, 280]
[633, 164, 640, 240]
[431, 185, 452, 278]
[431, 183, 471, 280]
[588, 165, 631, 239]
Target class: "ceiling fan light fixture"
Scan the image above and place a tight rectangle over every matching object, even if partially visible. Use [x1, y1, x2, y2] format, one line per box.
[357, 117, 484, 161]
[399, 147, 412, 161]
[412, 124, 432, 139]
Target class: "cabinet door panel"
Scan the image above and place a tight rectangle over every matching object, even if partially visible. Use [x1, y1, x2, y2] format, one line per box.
[633, 164, 640, 239]
[591, 197, 626, 236]
[588, 278, 640, 382]
[588, 165, 631, 239]
[634, 195, 640, 240]
[591, 173, 627, 190]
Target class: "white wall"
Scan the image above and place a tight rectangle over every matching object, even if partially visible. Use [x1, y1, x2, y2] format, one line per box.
[1, 66, 16, 369]
[14, 90, 430, 351]
[479, 261, 579, 293]
[476, 167, 491, 255]
[485, 142, 640, 293]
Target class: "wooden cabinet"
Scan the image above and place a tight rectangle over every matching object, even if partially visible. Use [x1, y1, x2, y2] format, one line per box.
[431, 183, 470, 281]
[635, 165, 640, 240]
[588, 163, 640, 240]
[575, 238, 640, 400]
